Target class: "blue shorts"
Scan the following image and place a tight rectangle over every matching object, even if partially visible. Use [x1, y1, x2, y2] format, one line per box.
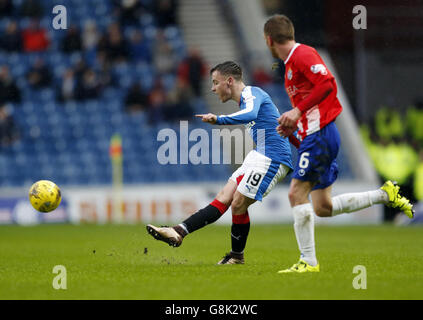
[292, 122, 340, 190]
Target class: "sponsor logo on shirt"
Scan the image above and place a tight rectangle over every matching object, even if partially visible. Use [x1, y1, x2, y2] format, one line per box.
[286, 85, 298, 98]
[287, 68, 293, 80]
[310, 64, 328, 75]
[245, 121, 256, 130]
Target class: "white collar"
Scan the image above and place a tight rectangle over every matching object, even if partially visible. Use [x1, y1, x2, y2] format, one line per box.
[284, 43, 301, 64]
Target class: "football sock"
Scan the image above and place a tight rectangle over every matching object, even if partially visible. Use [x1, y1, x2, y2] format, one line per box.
[290, 190, 388, 265]
[293, 204, 317, 266]
[331, 190, 388, 216]
[180, 199, 228, 234]
[231, 212, 250, 254]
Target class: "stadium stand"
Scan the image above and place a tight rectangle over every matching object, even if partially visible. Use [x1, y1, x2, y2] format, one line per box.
[0, 0, 353, 188]
[0, 0, 232, 186]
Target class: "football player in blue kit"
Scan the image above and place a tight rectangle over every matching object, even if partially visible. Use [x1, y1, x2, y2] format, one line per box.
[147, 61, 293, 264]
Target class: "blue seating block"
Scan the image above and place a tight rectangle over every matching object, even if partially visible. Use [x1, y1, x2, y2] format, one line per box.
[0, 1, 355, 187]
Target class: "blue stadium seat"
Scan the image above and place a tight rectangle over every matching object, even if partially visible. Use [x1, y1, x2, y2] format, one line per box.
[139, 12, 154, 27]
[0, 0, 355, 187]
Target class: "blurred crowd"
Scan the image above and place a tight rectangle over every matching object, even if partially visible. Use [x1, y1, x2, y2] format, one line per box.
[361, 102, 423, 219]
[0, 0, 210, 147]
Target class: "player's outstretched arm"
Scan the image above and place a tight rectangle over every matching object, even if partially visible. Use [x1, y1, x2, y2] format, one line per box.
[195, 113, 217, 124]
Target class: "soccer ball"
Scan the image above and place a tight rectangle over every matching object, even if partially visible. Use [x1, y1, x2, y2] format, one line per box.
[28, 180, 62, 213]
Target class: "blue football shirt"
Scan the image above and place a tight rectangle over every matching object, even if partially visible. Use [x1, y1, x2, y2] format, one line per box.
[216, 86, 293, 170]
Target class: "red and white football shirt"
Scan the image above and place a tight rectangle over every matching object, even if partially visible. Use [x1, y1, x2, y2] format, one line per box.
[284, 43, 343, 140]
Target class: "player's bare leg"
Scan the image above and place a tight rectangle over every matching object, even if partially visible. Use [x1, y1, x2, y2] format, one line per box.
[217, 191, 256, 265]
[215, 179, 238, 204]
[309, 186, 333, 217]
[309, 181, 414, 218]
[311, 184, 388, 217]
[146, 180, 237, 247]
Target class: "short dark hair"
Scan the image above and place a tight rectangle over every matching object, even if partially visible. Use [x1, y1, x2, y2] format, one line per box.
[264, 14, 295, 44]
[210, 61, 243, 81]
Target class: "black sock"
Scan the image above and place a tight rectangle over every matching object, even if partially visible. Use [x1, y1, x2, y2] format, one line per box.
[182, 204, 224, 233]
[231, 221, 250, 254]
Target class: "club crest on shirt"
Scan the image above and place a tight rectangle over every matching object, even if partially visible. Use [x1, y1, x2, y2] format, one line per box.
[245, 120, 255, 130]
[287, 68, 293, 80]
[310, 64, 327, 75]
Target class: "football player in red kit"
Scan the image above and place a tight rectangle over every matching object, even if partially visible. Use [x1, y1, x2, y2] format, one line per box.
[264, 14, 414, 273]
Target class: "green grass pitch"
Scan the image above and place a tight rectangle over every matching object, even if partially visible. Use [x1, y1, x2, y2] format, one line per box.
[0, 224, 422, 300]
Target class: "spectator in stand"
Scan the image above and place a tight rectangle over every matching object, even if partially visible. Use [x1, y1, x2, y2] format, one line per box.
[97, 23, 129, 64]
[129, 29, 152, 63]
[0, 0, 13, 17]
[125, 82, 148, 114]
[414, 150, 423, 202]
[20, 0, 43, 18]
[405, 99, 423, 145]
[57, 68, 76, 102]
[60, 25, 82, 53]
[375, 106, 404, 141]
[93, 52, 115, 88]
[154, 0, 178, 28]
[0, 104, 19, 147]
[57, 59, 96, 102]
[252, 64, 274, 87]
[177, 48, 208, 97]
[0, 65, 21, 104]
[22, 19, 49, 52]
[76, 69, 102, 101]
[153, 30, 178, 75]
[73, 59, 89, 83]
[26, 58, 52, 88]
[113, 0, 143, 26]
[0, 21, 22, 52]
[362, 108, 419, 221]
[82, 20, 100, 51]
[163, 79, 193, 121]
[148, 78, 167, 123]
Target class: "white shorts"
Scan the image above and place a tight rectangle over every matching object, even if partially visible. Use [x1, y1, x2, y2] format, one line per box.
[229, 150, 290, 201]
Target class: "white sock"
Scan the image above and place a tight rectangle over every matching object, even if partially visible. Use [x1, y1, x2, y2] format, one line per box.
[332, 190, 388, 216]
[292, 203, 317, 266]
